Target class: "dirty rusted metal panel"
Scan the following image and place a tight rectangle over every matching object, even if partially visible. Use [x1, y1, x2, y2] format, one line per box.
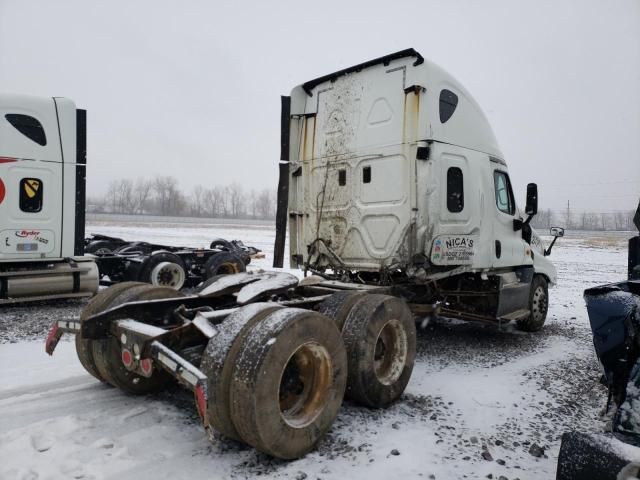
[286, 49, 506, 275]
[287, 55, 423, 272]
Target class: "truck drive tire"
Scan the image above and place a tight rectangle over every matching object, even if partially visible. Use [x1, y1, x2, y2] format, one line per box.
[200, 303, 284, 441]
[84, 240, 117, 255]
[516, 275, 548, 332]
[229, 308, 347, 459]
[209, 238, 251, 266]
[91, 285, 186, 394]
[75, 282, 147, 382]
[137, 251, 187, 289]
[341, 294, 416, 408]
[203, 251, 246, 279]
[317, 291, 368, 331]
[114, 242, 154, 256]
[209, 238, 233, 250]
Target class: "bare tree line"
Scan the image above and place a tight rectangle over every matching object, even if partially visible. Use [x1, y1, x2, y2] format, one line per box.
[89, 176, 276, 219]
[531, 207, 637, 231]
[90, 177, 636, 229]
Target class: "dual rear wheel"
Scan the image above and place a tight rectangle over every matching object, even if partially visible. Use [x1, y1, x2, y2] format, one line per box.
[318, 293, 417, 408]
[201, 305, 347, 459]
[76, 283, 184, 393]
[201, 293, 416, 458]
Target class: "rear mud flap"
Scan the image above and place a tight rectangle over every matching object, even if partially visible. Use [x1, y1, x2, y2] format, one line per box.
[556, 432, 640, 480]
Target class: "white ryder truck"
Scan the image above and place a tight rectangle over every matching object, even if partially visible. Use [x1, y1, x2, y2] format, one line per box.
[0, 95, 256, 302]
[46, 49, 563, 462]
[0, 94, 98, 303]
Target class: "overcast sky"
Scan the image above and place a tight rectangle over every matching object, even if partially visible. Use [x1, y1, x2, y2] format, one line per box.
[1, 0, 638, 213]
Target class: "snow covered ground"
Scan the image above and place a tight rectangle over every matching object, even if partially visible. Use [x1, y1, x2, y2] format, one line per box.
[0, 219, 635, 480]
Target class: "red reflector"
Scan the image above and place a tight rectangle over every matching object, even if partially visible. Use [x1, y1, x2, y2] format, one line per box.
[140, 358, 153, 376]
[0, 178, 5, 205]
[195, 384, 207, 422]
[45, 323, 60, 355]
[0, 157, 18, 163]
[121, 349, 133, 367]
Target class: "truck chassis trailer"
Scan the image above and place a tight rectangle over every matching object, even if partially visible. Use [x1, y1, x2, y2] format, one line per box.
[85, 233, 260, 290]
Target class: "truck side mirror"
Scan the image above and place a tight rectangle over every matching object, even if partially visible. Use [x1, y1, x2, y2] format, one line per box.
[550, 227, 564, 238]
[544, 226, 564, 256]
[525, 183, 538, 216]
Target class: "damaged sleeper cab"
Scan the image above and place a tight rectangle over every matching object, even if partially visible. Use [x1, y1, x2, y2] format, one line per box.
[279, 47, 562, 330]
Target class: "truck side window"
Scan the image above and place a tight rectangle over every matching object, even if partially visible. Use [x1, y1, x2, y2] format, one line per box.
[5, 114, 47, 146]
[20, 178, 43, 213]
[446, 167, 464, 212]
[338, 169, 346, 186]
[493, 171, 515, 215]
[363, 166, 371, 184]
[439, 89, 458, 123]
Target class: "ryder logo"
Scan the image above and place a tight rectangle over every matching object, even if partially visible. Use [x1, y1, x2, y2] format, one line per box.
[15, 230, 49, 245]
[16, 230, 40, 238]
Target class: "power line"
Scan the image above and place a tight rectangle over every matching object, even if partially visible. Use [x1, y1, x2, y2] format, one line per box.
[543, 179, 640, 188]
[538, 207, 636, 215]
[554, 193, 639, 198]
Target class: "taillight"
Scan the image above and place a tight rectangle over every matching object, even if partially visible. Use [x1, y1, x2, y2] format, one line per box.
[121, 349, 133, 367]
[140, 358, 153, 377]
[195, 383, 207, 423]
[45, 323, 61, 355]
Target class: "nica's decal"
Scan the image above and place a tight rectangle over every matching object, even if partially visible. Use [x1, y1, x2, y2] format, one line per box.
[431, 235, 478, 265]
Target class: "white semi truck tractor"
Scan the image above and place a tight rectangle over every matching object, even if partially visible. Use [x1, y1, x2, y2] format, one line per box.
[47, 50, 563, 460]
[0, 94, 99, 303]
[274, 48, 563, 331]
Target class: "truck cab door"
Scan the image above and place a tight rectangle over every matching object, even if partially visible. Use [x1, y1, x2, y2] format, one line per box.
[491, 166, 527, 268]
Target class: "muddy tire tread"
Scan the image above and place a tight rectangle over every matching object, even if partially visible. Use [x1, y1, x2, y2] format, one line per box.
[200, 303, 284, 441]
[75, 282, 147, 381]
[341, 294, 416, 408]
[91, 285, 185, 394]
[316, 291, 368, 331]
[229, 308, 347, 459]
